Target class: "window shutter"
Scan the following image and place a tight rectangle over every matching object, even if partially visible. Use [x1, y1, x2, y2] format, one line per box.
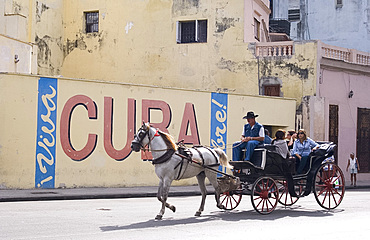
[176, 21, 181, 43]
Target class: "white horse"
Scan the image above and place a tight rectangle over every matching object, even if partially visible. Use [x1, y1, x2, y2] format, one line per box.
[131, 122, 232, 220]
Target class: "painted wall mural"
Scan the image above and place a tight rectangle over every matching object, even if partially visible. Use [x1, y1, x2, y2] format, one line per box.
[0, 74, 295, 189]
[35, 77, 58, 188]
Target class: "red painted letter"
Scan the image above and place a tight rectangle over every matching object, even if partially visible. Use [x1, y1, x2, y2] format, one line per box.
[142, 99, 171, 133]
[104, 97, 136, 161]
[60, 95, 97, 161]
[178, 103, 200, 145]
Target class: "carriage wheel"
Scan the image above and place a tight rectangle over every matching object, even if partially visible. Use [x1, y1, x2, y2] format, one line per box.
[220, 191, 242, 210]
[314, 163, 345, 210]
[277, 180, 299, 206]
[251, 177, 279, 214]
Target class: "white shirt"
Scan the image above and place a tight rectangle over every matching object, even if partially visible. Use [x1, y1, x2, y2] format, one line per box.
[349, 157, 357, 169]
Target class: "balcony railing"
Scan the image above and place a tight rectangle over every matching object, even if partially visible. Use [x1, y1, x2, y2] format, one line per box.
[321, 42, 370, 66]
[255, 41, 294, 57]
[255, 41, 370, 66]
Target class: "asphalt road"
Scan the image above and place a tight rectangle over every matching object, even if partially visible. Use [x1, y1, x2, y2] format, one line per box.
[0, 189, 369, 240]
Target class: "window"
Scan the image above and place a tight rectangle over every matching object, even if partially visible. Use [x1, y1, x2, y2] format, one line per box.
[336, 0, 343, 8]
[264, 85, 280, 97]
[177, 20, 207, 43]
[357, 108, 370, 172]
[288, 9, 300, 21]
[254, 18, 260, 41]
[85, 11, 99, 33]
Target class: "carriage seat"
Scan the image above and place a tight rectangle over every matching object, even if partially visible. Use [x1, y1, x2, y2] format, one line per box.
[231, 146, 269, 170]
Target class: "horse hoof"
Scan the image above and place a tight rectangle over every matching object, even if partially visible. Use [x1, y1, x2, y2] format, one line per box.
[170, 206, 176, 213]
[155, 215, 163, 220]
[195, 211, 201, 217]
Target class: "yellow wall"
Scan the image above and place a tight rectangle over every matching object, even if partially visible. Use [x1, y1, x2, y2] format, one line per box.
[2, 0, 316, 107]
[0, 73, 295, 189]
[259, 41, 319, 106]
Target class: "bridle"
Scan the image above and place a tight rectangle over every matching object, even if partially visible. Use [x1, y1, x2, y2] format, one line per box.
[132, 124, 162, 151]
[132, 125, 151, 150]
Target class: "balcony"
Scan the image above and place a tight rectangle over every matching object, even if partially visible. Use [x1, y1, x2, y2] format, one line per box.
[321, 42, 370, 66]
[255, 41, 294, 57]
[254, 41, 370, 66]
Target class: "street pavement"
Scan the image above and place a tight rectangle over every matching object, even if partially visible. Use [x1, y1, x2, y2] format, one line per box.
[0, 180, 369, 202]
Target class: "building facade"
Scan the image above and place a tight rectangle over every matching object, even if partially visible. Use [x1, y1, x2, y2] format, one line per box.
[1, 0, 370, 188]
[270, 0, 370, 52]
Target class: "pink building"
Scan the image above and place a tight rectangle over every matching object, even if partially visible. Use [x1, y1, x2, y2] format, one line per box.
[317, 42, 370, 183]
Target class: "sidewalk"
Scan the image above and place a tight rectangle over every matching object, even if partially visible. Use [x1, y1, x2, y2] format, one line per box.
[0, 181, 368, 202]
[0, 185, 216, 202]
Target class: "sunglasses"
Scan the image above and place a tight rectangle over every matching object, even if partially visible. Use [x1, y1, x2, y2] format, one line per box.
[298, 132, 304, 135]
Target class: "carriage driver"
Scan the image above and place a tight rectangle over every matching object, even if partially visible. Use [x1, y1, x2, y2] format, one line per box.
[232, 111, 265, 161]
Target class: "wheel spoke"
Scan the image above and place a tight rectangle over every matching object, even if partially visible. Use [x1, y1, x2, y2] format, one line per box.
[255, 197, 263, 208]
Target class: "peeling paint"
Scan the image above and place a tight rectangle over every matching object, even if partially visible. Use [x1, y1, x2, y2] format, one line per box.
[64, 37, 87, 56]
[36, 1, 49, 23]
[260, 59, 312, 80]
[12, 1, 22, 14]
[215, 17, 237, 33]
[172, 0, 199, 15]
[217, 58, 256, 73]
[35, 35, 51, 67]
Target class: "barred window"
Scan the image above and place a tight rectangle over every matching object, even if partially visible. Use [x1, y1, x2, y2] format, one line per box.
[288, 9, 300, 21]
[176, 20, 207, 44]
[85, 11, 99, 33]
[336, 0, 343, 8]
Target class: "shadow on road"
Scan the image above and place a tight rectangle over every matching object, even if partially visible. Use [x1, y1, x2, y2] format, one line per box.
[100, 205, 344, 232]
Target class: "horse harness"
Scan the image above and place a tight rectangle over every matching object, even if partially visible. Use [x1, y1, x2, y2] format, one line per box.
[139, 127, 221, 180]
[173, 145, 221, 180]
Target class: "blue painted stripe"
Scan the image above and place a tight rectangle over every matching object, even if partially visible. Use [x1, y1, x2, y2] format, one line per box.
[35, 78, 58, 188]
[210, 93, 228, 176]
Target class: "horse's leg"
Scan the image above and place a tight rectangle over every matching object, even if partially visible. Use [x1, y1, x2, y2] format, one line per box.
[155, 179, 165, 220]
[155, 178, 175, 220]
[195, 171, 207, 217]
[206, 170, 225, 210]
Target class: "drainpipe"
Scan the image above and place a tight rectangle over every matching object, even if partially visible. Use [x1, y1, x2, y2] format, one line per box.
[257, 56, 261, 95]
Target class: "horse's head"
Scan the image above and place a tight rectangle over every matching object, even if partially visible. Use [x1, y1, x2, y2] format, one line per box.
[131, 122, 151, 152]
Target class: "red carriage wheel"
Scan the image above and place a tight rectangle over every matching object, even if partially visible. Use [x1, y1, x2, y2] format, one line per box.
[220, 191, 242, 210]
[314, 163, 345, 210]
[277, 180, 299, 206]
[251, 177, 279, 214]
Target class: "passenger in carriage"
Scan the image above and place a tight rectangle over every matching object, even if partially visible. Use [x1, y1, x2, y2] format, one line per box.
[292, 129, 319, 174]
[264, 129, 273, 144]
[286, 130, 297, 152]
[272, 129, 290, 159]
[232, 111, 265, 161]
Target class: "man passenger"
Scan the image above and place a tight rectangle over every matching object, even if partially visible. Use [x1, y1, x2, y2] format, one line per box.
[232, 111, 265, 161]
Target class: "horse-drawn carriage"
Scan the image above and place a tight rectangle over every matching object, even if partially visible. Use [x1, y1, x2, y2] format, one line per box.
[218, 142, 345, 214]
[131, 123, 345, 219]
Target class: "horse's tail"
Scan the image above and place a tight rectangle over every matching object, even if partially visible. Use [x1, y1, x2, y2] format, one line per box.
[214, 148, 233, 169]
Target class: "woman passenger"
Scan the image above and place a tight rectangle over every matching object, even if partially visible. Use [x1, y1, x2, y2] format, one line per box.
[272, 129, 290, 159]
[293, 129, 319, 174]
[286, 130, 296, 152]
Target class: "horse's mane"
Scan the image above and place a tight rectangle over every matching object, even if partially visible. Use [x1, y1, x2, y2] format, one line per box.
[158, 130, 178, 151]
